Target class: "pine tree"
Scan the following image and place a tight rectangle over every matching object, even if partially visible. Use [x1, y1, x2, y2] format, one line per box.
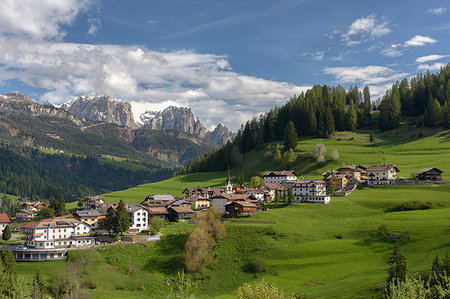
[49, 196, 57, 211]
[56, 194, 66, 216]
[424, 97, 442, 127]
[2, 225, 11, 242]
[32, 270, 45, 299]
[288, 188, 293, 205]
[284, 121, 298, 151]
[443, 100, 450, 128]
[274, 189, 279, 205]
[1, 248, 18, 298]
[387, 243, 407, 287]
[345, 100, 358, 131]
[379, 85, 401, 131]
[115, 200, 130, 235]
[238, 174, 245, 186]
[362, 85, 372, 125]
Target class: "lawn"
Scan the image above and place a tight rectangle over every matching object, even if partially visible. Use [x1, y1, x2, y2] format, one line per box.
[18, 186, 450, 298]
[66, 128, 450, 210]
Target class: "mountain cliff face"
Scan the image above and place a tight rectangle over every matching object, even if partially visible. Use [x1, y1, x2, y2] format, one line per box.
[205, 123, 235, 145]
[0, 93, 74, 120]
[62, 95, 137, 128]
[140, 106, 235, 145]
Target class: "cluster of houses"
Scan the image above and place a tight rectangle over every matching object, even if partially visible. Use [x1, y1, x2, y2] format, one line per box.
[4, 164, 443, 262]
[15, 201, 47, 222]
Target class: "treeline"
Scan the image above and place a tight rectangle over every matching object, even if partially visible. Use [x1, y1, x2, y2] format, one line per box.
[379, 63, 450, 130]
[177, 84, 372, 175]
[0, 144, 173, 202]
[178, 64, 450, 175]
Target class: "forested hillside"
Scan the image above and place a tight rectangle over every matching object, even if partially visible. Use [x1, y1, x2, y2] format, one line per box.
[178, 64, 450, 175]
[0, 144, 172, 202]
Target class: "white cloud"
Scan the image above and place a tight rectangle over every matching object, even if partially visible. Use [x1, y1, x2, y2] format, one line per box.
[312, 51, 325, 61]
[381, 47, 403, 57]
[87, 18, 101, 36]
[415, 54, 449, 63]
[0, 0, 91, 40]
[0, 37, 310, 130]
[330, 54, 343, 61]
[324, 65, 408, 99]
[417, 63, 445, 72]
[342, 14, 390, 46]
[426, 7, 447, 15]
[404, 35, 438, 47]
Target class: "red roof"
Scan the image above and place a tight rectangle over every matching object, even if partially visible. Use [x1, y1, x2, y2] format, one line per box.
[0, 214, 10, 223]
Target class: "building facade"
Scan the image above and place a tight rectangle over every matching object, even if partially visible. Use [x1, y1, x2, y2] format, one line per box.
[292, 180, 330, 204]
[263, 171, 297, 184]
[366, 165, 399, 185]
[22, 219, 93, 249]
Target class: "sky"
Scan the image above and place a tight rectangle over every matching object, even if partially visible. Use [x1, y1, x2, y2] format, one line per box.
[0, 0, 448, 131]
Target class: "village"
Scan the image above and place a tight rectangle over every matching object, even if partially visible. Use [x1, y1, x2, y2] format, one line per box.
[0, 165, 444, 262]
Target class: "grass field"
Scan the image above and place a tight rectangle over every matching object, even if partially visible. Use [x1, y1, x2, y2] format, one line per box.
[28, 128, 450, 298]
[17, 185, 450, 298]
[67, 128, 450, 209]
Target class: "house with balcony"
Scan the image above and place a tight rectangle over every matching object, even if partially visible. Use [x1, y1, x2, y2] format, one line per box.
[263, 171, 298, 185]
[366, 164, 400, 185]
[291, 180, 331, 204]
[22, 219, 93, 249]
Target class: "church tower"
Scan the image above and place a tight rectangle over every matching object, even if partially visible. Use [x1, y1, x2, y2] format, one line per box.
[225, 166, 233, 194]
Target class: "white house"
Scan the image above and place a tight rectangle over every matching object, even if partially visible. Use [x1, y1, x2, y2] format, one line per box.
[22, 219, 93, 249]
[263, 171, 297, 184]
[245, 188, 266, 202]
[126, 205, 149, 232]
[0, 214, 10, 236]
[366, 165, 400, 185]
[81, 196, 105, 210]
[291, 180, 330, 204]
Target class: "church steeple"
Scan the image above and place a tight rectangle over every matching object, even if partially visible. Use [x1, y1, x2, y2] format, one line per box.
[225, 165, 233, 194]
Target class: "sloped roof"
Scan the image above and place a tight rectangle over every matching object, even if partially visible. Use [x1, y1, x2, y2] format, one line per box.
[337, 166, 367, 173]
[0, 214, 10, 223]
[169, 206, 195, 214]
[416, 167, 443, 175]
[294, 179, 326, 185]
[367, 164, 400, 172]
[233, 201, 257, 208]
[144, 194, 175, 201]
[144, 206, 169, 215]
[263, 170, 297, 177]
[73, 209, 101, 218]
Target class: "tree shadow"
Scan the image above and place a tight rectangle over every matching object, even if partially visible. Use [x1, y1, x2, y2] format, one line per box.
[143, 233, 187, 274]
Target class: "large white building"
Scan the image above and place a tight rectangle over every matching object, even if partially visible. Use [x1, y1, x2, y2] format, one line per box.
[366, 165, 399, 185]
[23, 219, 93, 249]
[291, 180, 331, 204]
[263, 171, 297, 184]
[126, 205, 149, 232]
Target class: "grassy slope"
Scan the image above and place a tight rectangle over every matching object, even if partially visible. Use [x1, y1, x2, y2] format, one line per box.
[29, 129, 450, 297]
[69, 127, 450, 209]
[18, 186, 450, 298]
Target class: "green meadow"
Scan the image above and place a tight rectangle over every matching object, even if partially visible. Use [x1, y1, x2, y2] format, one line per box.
[17, 185, 450, 298]
[33, 129, 450, 297]
[66, 128, 450, 209]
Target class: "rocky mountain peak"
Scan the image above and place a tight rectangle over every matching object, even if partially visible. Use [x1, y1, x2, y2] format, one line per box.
[62, 95, 137, 128]
[139, 106, 234, 145]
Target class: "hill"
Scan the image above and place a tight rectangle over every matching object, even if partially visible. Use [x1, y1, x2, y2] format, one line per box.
[90, 127, 450, 208]
[18, 185, 450, 298]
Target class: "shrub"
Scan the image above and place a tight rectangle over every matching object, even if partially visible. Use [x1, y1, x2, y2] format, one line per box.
[312, 144, 326, 157]
[334, 234, 343, 239]
[386, 201, 432, 212]
[330, 150, 339, 160]
[250, 257, 265, 273]
[264, 151, 273, 160]
[237, 279, 290, 299]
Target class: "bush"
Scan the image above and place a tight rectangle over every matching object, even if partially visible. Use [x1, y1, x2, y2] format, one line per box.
[376, 224, 411, 244]
[330, 150, 339, 160]
[386, 201, 432, 212]
[250, 257, 265, 273]
[334, 234, 343, 239]
[237, 279, 290, 299]
[264, 151, 273, 160]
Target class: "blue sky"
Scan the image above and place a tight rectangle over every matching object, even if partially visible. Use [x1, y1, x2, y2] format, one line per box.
[0, 0, 448, 130]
